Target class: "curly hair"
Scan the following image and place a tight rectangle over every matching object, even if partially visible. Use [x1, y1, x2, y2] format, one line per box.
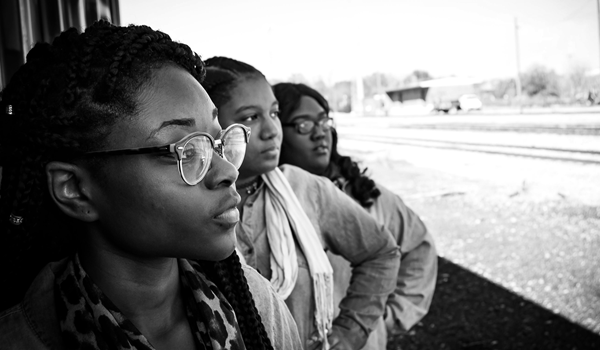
[0, 21, 273, 349]
[272, 82, 380, 208]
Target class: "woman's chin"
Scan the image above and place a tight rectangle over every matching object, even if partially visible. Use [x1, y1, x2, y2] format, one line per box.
[197, 246, 236, 262]
[256, 161, 280, 175]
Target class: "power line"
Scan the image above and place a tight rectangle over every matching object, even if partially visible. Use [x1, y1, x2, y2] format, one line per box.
[597, 0, 600, 71]
[554, 0, 594, 26]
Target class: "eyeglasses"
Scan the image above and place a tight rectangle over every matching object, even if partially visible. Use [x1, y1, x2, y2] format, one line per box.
[82, 124, 250, 186]
[282, 117, 334, 135]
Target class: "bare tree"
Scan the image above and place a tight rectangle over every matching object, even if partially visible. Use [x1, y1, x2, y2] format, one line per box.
[565, 62, 591, 100]
[403, 70, 433, 86]
[521, 64, 560, 97]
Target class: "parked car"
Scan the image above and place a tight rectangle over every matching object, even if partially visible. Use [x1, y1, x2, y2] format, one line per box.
[458, 94, 483, 112]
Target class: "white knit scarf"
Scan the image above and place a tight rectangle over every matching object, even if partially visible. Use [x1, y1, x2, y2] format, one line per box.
[262, 167, 334, 349]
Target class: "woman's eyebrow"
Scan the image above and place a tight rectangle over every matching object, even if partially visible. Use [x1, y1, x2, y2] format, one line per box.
[235, 105, 259, 114]
[148, 118, 196, 139]
[292, 111, 328, 120]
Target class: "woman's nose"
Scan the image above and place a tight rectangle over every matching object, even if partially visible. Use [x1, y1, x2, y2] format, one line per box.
[260, 114, 280, 140]
[311, 123, 326, 140]
[203, 151, 238, 189]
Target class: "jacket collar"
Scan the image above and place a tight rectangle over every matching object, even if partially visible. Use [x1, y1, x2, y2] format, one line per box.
[21, 259, 68, 349]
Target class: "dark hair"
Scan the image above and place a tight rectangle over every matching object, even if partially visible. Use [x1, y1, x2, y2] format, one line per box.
[0, 21, 273, 349]
[201, 56, 265, 108]
[273, 82, 380, 208]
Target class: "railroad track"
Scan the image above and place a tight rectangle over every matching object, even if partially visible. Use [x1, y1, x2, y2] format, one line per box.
[386, 124, 600, 135]
[341, 134, 600, 165]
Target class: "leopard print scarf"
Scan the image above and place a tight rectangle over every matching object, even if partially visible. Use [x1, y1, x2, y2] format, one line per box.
[54, 254, 246, 350]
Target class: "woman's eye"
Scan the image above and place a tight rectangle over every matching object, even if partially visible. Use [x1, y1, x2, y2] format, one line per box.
[270, 110, 280, 119]
[159, 153, 179, 163]
[182, 148, 197, 159]
[241, 114, 258, 123]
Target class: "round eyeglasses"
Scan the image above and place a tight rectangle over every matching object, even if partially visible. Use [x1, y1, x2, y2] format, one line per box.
[282, 117, 334, 135]
[81, 124, 250, 186]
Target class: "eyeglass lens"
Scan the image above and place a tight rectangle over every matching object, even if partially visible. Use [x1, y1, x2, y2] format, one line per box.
[299, 118, 333, 134]
[221, 126, 247, 168]
[181, 136, 213, 185]
[181, 125, 247, 184]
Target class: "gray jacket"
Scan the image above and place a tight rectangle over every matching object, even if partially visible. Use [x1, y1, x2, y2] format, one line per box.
[236, 164, 401, 349]
[0, 258, 302, 349]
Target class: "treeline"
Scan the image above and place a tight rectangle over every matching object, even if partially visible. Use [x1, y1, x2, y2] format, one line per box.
[275, 64, 600, 112]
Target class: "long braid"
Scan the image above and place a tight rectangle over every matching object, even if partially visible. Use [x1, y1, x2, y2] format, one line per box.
[1, 37, 80, 307]
[200, 252, 275, 350]
[1, 21, 272, 348]
[273, 82, 381, 208]
[202, 57, 284, 349]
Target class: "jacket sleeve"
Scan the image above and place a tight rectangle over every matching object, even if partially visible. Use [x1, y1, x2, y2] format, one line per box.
[243, 265, 303, 349]
[0, 305, 49, 350]
[381, 193, 438, 333]
[337, 176, 439, 335]
[285, 166, 401, 348]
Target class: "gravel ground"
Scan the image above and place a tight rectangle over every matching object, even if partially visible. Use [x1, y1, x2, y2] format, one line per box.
[339, 149, 600, 349]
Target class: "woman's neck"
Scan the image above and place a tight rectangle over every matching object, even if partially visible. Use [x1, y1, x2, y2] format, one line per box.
[78, 244, 187, 339]
[236, 175, 260, 190]
[235, 175, 262, 212]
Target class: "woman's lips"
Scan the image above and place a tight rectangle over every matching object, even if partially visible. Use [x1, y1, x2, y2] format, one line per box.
[262, 145, 279, 153]
[261, 145, 280, 157]
[314, 144, 329, 155]
[214, 207, 240, 225]
[214, 191, 241, 226]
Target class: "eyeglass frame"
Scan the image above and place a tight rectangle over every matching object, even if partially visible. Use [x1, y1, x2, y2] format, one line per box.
[80, 123, 251, 186]
[282, 117, 334, 135]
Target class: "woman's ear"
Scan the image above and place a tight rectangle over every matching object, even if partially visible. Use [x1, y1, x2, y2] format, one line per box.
[46, 161, 99, 222]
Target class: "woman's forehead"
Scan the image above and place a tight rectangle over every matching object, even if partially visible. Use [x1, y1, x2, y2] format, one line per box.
[290, 96, 325, 117]
[110, 66, 217, 146]
[230, 76, 276, 107]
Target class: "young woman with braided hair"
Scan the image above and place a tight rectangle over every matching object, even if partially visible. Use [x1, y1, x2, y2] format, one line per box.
[201, 57, 400, 350]
[273, 82, 438, 349]
[0, 21, 301, 349]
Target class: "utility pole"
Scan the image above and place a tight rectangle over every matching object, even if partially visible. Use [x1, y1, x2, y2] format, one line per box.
[514, 17, 523, 114]
[597, 0, 600, 76]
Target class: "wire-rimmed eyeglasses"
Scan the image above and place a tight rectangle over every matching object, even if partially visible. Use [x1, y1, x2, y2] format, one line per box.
[282, 117, 334, 135]
[81, 124, 250, 186]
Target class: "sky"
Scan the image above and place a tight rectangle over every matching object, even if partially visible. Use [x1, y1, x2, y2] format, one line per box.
[120, 0, 600, 84]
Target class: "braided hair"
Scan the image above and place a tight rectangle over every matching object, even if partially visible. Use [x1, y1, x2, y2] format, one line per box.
[273, 82, 381, 208]
[201, 56, 265, 108]
[0, 21, 273, 349]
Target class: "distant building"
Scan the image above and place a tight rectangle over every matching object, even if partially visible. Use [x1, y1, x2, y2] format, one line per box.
[386, 77, 483, 113]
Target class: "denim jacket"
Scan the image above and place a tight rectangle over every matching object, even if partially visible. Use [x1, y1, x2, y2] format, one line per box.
[236, 164, 401, 349]
[0, 258, 302, 349]
[329, 180, 438, 349]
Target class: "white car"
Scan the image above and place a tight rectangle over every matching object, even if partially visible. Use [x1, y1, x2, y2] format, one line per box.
[458, 94, 483, 112]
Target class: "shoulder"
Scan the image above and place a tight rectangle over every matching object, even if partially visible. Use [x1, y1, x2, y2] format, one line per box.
[370, 181, 431, 247]
[372, 181, 408, 210]
[279, 164, 330, 186]
[0, 260, 66, 350]
[278, 164, 343, 199]
[242, 264, 281, 308]
[242, 265, 303, 349]
[0, 304, 43, 349]
[242, 264, 270, 293]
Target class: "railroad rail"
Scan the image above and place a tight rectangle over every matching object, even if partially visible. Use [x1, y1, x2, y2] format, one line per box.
[341, 134, 600, 165]
[386, 124, 600, 135]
